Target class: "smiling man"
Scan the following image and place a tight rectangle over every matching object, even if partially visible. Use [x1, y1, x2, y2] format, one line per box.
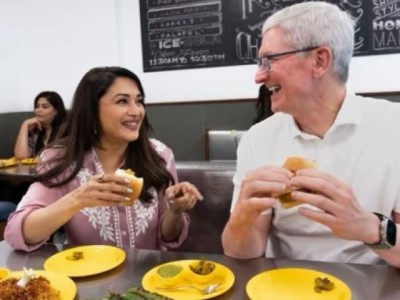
[222, 2, 400, 267]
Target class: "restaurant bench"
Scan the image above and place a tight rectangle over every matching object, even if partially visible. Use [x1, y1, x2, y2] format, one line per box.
[175, 161, 235, 254]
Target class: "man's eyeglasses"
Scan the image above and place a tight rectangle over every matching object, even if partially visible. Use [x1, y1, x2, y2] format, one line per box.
[257, 46, 319, 73]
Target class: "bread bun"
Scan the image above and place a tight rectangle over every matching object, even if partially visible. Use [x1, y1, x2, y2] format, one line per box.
[276, 157, 316, 209]
[115, 169, 143, 206]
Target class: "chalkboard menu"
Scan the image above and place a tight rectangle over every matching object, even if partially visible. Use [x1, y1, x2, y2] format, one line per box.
[139, 0, 400, 72]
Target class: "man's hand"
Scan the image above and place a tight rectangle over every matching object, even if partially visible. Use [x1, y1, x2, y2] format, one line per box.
[291, 169, 379, 243]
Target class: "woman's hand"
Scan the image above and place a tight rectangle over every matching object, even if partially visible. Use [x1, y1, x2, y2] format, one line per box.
[20, 173, 133, 245]
[161, 182, 202, 241]
[14, 117, 44, 159]
[165, 182, 203, 213]
[23, 117, 42, 132]
[68, 173, 133, 209]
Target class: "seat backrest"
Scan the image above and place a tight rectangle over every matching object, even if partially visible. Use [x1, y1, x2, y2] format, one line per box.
[205, 130, 245, 161]
[175, 161, 235, 254]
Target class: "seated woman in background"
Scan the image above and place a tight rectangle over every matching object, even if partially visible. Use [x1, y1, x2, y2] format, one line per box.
[253, 84, 274, 124]
[5, 66, 202, 252]
[14, 91, 67, 159]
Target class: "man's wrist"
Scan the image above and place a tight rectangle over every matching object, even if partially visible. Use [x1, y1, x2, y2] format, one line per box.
[229, 210, 253, 229]
[363, 213, 381, 244]
[365, 212, 397, 249]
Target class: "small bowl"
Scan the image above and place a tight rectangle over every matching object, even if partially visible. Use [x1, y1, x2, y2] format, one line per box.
[188, 260, 217, 284]
[0, 268, 10, 280]
[156, 264, 183, 287]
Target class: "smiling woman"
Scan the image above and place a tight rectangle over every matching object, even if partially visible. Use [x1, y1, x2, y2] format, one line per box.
[5, 66, 203, 252]
[98, 77, 145, 146]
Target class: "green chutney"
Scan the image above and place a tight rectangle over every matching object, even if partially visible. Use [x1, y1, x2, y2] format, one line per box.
[157, 264, 183, 278]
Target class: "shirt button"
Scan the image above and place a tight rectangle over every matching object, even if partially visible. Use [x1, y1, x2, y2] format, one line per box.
[122, 231, 127, 235]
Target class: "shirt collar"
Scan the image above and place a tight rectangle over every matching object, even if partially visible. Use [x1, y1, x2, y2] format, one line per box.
[287, 91, 361, 139]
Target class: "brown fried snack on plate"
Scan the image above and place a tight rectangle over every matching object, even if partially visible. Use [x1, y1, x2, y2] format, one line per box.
[0, 276, 61, 300]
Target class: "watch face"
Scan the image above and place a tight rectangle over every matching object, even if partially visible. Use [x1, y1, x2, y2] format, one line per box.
[387, 219, 397, 246]
[366, 213, 397, 249]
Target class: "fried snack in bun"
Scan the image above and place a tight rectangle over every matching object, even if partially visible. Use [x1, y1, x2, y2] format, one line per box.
[115, 168, 143, 205]
[276, 157, 316, 209]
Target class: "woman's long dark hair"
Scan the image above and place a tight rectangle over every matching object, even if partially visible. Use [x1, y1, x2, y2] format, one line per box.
[33, 91, 67, 154]
[36, 67, 174, 202]
[253, 85, 274, 124]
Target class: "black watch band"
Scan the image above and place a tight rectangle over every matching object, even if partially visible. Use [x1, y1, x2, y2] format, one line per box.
[365, 212, 397, 249]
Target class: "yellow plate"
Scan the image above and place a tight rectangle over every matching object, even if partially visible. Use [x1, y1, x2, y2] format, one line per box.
[246, 268, 351, 300]
[0, 157, 18, 168]
[20, 157, 38, 165]
[142, 260, 235, 300]
[0, 267, 10, 280]
[44, 245, 126, 277]
[6, 270, 76, 300]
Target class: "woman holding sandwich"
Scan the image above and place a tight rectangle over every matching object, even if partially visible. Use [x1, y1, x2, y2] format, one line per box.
[5, 66, 202, 251]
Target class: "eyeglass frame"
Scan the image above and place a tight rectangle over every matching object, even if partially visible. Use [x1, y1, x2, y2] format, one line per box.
[257, 46, 319, 73]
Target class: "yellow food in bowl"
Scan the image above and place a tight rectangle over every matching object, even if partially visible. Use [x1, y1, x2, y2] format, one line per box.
[156, 264, 183, 287]
[189, 260, 216, 284]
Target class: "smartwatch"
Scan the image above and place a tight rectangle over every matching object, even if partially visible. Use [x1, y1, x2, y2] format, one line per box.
[365, 212, 397, 249]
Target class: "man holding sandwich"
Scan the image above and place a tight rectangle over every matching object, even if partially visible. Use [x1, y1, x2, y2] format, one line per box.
[222, 2, 400, 267]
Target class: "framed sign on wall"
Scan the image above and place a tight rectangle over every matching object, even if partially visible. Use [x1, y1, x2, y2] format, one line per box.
[139, 0, 400, 72]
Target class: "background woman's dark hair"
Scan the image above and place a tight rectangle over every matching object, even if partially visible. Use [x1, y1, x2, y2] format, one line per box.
[253, 85, 273, 124]
[33, 91, 67, 154]
[36, 67, 174, 202]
